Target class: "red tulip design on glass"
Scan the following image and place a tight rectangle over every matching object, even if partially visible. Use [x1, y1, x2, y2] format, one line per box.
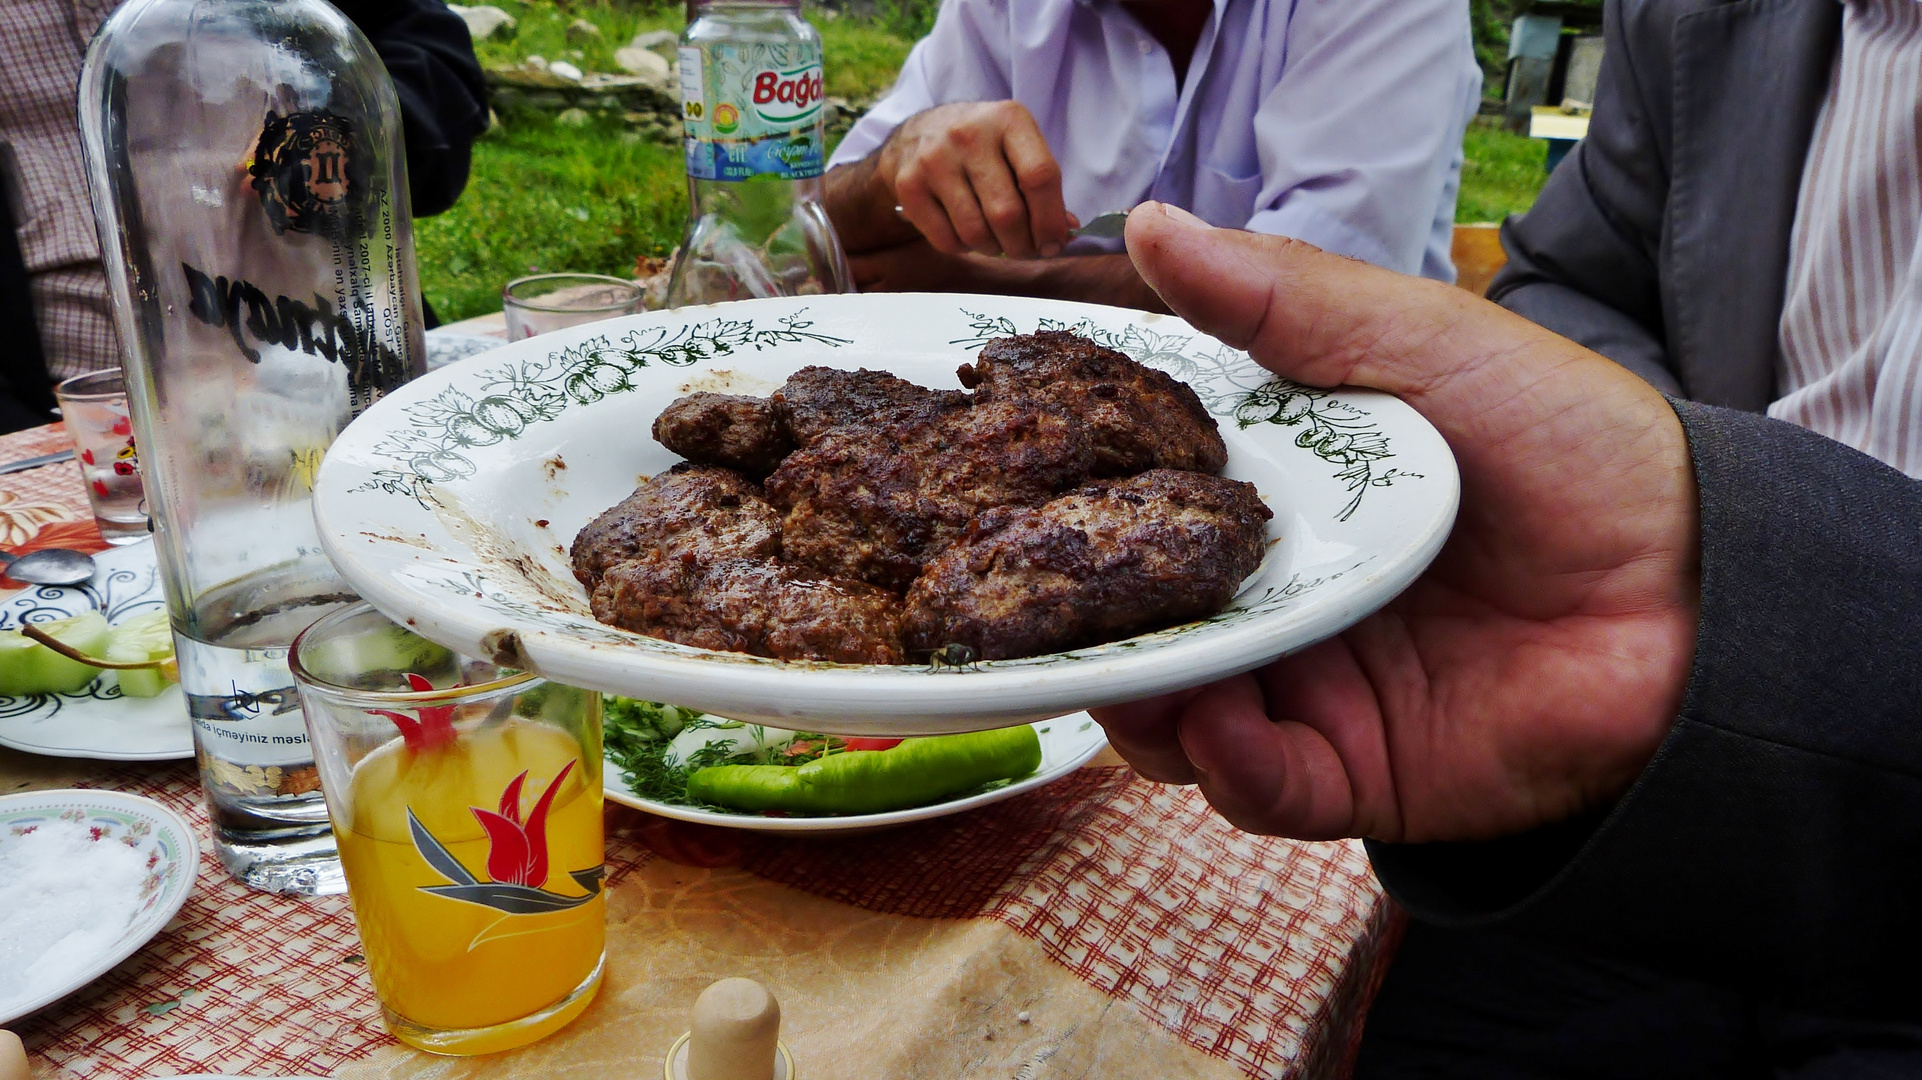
[372, 673, 458, 751]
[472, 763, 574, 888]
[382, 672, 603, 914]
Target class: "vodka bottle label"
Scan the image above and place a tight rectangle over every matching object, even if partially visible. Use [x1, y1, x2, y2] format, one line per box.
[680, 39, 825, 182]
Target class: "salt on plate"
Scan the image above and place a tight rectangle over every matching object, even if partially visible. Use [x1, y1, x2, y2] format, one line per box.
[0, 819, 148, 1016]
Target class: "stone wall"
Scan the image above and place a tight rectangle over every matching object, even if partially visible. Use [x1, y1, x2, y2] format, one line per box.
[454, 6, 874, 143]
[485, 63, 870, 145]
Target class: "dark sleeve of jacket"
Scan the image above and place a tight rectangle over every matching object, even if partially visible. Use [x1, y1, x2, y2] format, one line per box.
[0, 171, 56, 435]
[332, 0, 490, 218]
[1486, 0, 1678, 394]
[1366, 399, 1922, 1020]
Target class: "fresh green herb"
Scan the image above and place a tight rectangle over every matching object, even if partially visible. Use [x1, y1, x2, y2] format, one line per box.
[603, 696, 838, 809]
[605, 697, 717, 808]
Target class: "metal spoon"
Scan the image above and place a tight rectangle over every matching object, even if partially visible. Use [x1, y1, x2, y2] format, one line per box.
[1069, 210, 1132, 241]
[5, 548, 98, 587]
[886, 205, 1135, 244]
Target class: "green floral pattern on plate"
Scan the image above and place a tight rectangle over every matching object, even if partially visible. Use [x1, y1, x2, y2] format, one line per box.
[355, 313, 850, 506]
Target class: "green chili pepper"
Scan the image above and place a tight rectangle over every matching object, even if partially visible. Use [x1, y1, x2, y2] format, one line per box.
[686, 725, 1043, 815]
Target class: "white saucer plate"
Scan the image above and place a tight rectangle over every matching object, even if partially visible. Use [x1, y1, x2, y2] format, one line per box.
[604, 714, 1109, 835]
[0, 788, 199, 1024]
[313, 294, 1459, 733]
[0, 541, 193, 761]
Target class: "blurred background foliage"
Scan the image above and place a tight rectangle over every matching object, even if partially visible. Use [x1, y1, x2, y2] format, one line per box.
[419, 0, 1564, 322]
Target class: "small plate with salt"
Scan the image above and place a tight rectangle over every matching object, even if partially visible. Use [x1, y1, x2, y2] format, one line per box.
[0, 788, 198, 1024]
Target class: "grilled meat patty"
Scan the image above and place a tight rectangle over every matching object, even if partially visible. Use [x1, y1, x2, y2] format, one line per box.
[766, 399, 1095, 591]
[579, 333, 1267, 664]
[592, 552, 905, 665]
[649, 368, 971, 476]
[902, 470, 1271, 660]
[568, 463, 780, 594]
[957, 330, 1228, 476]
[573, 465, 906, 663]
[650, 393, 792, 477]
[772, 366, 971, 448]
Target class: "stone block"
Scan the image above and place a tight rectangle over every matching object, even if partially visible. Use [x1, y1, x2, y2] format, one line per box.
[449, 4, 516, 41]
[615, 45, 672, 84]
[629, 29, 681, 53]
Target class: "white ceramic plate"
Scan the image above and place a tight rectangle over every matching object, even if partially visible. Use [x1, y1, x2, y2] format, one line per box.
[604, 713, 1108, 835]
[313, 294, 1459, 733]
[0, 541, 193, 761]
[0, 788, 199, 1024]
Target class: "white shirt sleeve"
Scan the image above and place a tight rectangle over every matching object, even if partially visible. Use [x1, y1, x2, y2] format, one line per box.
[1243, 0, 1481, 277]
[827, 0, 1015, 169]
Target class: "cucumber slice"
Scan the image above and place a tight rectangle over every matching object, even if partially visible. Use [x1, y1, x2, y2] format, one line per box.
[105, 610, 178, 699]
[0, 612, 110, 697]
[663, 719, 797, 769]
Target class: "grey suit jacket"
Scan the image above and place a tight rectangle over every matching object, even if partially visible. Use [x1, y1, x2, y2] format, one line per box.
[1371, 401, 1922, 1020]
[1488, 0, 1841, 410]
[1374, 0, 1922, 1018]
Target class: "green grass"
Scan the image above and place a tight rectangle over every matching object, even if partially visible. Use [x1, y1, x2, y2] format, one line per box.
[416, 10, 1547, 320]
[1457, 117, 1549, 223]
[814, 19, 915, 102]
[417, 2, 914, 321]
[417, 114, 688, 321]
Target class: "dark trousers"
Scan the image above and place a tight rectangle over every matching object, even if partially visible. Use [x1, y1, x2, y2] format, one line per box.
[1356, 923, 1922, 1079]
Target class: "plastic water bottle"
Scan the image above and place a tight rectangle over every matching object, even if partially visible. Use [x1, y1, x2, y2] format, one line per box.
[78, 0, 425, 894]
[666, 0, 852, 306]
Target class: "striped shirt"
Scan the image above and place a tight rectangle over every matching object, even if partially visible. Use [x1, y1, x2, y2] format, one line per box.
[0, 0, 126, 381]
[1774, 0, 1922, 476]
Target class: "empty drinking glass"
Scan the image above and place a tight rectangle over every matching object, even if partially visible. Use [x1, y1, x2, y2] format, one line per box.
[502, 274, 644, 340]
[53, 369, 148, 546]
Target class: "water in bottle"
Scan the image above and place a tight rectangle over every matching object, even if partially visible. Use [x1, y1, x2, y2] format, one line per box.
[79, 0, 426, 894]
[667, 0, 852, 306]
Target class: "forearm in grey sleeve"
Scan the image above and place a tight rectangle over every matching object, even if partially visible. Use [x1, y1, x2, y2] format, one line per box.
[1368, 399, 1922, 1020]
[1488, 0, 1678, 395]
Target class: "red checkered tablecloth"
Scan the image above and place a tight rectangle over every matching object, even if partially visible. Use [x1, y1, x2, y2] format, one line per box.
[2, 423, 1400, 1080]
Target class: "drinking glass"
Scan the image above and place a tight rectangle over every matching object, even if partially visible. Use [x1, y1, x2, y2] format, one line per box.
[53, 370, 148, 546]
[502, 273, 643, 340]
[292, 603, 605, 1055]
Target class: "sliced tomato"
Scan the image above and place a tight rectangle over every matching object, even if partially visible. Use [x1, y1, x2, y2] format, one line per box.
[841, 737, 902, 752]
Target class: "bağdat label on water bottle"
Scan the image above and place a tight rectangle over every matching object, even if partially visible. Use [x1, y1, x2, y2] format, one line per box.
[680, 40, 825, 182]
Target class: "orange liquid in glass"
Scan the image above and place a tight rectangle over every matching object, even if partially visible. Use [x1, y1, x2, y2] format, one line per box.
[337, 719, 604, 1034]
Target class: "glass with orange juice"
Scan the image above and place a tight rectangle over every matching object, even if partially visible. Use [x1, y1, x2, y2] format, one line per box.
[292, 603, 604, 1054]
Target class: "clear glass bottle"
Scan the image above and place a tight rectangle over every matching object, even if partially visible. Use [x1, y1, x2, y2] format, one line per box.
[666, 0, 853, 306]
[79, 0, 426, 894]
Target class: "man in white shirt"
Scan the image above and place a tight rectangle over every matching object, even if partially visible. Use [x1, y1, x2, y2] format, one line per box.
[822, 0, 1481, 309]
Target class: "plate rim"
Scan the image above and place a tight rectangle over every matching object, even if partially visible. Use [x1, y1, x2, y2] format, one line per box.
[602, 714, 1110, 833]
[316, 293, 1460, 730]
[0, 787, 200, 1024]
[0, 540, 195, 762]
